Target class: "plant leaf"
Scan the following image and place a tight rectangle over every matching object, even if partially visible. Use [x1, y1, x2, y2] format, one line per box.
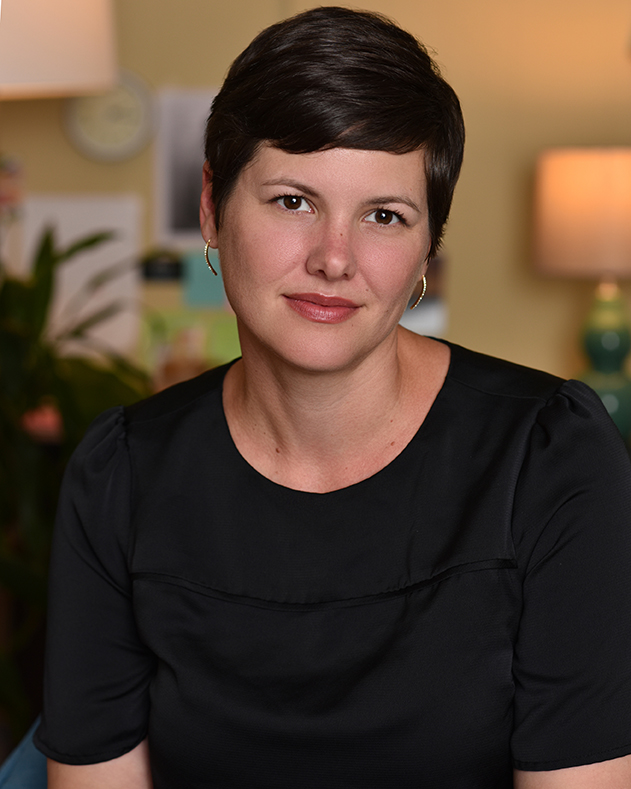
[59, 257, 136, 323]
[32, 227, 58, 282]
[30, 228, 61, 338]
[80, 257, 133, 292]
[0, 279, 37, 336]
[53, 356, 147, 443]
[54, 301, 124, 340]
[57, 231, 115, 264]
[103, 351, 152, 391]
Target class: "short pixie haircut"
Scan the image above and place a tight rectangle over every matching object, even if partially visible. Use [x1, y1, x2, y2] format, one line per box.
[204, 6, 465, 259]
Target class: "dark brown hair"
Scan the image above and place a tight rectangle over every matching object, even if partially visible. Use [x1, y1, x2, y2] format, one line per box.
[204, 6, 465, 258]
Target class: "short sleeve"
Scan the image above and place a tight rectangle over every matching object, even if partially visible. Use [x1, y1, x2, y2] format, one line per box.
[511, 380, 631, 770]
[34, 407, 155, 765]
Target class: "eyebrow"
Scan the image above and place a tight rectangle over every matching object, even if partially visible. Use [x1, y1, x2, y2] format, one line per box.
[262, 179, 320, 198]
[262, 179, 423, 214]
[369, 195, 422, 213]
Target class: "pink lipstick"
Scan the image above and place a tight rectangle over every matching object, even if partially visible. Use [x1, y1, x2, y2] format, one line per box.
[284, 293, 359, 324]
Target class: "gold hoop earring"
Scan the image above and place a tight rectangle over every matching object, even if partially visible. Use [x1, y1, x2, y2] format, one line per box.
[204, 239, 218, 276]
[410, 274, 427, 310]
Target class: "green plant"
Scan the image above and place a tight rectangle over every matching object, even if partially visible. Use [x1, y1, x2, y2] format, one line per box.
[0, 228, 150, 741]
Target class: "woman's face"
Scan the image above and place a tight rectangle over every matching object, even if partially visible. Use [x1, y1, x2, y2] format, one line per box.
[200, 145, 431, 374]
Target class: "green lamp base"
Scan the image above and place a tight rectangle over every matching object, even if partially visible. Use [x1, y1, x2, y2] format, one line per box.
[577, 281, 631, 450]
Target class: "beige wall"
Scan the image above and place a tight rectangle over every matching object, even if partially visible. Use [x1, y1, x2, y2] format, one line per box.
[2, 0, 631, 376]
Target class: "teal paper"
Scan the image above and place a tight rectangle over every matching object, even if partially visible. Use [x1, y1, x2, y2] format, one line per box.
[183, 249, 226, 307]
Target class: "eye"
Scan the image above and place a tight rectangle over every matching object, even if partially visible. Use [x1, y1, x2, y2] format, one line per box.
[275, 195, 311, 212]
[366, 209, 404, 226]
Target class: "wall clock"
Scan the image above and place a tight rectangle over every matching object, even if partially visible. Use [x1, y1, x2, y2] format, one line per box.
[64, 70, 154, 162]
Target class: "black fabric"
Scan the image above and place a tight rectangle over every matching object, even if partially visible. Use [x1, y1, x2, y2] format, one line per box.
[35, 342, 631, 787]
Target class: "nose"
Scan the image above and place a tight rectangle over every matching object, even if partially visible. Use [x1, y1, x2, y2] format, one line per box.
[305, 221, 357, 281]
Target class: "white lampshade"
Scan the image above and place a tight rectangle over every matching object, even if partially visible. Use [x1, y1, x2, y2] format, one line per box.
[534, 148, 631, 280]
[0, 0, 116, 99]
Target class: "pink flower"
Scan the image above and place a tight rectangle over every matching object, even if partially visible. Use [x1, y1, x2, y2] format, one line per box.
[20, 403, 63, 443]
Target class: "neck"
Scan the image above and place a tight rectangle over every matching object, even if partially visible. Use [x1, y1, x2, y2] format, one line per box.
[229, 328, 404, 453]
[222, 327, 447, 493]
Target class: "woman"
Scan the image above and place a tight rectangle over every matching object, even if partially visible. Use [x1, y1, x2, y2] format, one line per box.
[36, 7, 631, 788]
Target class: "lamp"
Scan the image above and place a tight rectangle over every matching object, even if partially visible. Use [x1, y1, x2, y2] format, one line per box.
[0, 0, 116, 99]
[0, 0, 117, 271]
[534, 147, 631, 447]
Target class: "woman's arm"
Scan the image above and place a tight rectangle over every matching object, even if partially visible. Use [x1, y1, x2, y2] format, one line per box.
[514, 754, 631, 788]
[37, 410, 155, 771]
[47, 738, 153, 789]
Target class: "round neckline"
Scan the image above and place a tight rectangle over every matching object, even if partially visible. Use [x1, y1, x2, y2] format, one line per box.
[218, 339, 456, 497]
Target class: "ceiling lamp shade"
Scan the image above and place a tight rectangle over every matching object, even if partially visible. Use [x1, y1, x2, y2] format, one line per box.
[0, 0, 116, 99]
[534, 148, 631, 280]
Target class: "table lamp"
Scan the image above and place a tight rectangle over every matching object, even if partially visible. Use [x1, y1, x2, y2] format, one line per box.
[0, 0, 116, 99]
[534, 147, 631, 448]
[0, 0, 117, 268]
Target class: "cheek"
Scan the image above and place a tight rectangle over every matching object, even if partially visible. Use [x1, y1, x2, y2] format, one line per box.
[220, 218, 308, 289]
[359, 237, 427, 296]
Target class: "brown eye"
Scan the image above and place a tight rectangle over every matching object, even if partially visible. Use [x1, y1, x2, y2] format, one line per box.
[281, 195, 305, 210]
[369, 209, 401, 225]
[376, 209, 393, 224]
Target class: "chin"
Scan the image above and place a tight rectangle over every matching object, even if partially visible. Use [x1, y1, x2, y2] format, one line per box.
[237, 309, 400, 374]
[264, 332, 388, 375]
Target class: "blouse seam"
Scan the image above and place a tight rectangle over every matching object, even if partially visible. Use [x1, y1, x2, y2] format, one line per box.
[508, 382, 577, 578]
[448, 374, 566, 403]
[132, 558, 517, 609]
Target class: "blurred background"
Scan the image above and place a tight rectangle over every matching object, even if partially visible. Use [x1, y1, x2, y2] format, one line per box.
[1, 0, 631, 754]
[3, 0, 631, 375]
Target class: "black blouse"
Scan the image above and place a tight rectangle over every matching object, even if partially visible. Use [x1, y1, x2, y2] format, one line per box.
[35, 343, 631, 788]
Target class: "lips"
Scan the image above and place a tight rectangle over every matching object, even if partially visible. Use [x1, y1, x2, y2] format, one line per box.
[284, 292, 360, 323]
[288, 293, 358, 308]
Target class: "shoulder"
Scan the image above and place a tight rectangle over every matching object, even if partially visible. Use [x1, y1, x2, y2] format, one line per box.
[444, 341, 566, 402]
[430, 342, 629, 498]
[55, 407, 134, 576]
[445, 341, 619, 436]
[59, 361, 235, 538]
[68, 405, 128, 481]
[124, 360, 234, 425]
[66, 359, 232, 474]
[118, 361, 238, 487]
[449, 338, 628, 455]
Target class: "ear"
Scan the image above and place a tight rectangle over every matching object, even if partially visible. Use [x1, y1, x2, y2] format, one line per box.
[200, 163, 219, 248]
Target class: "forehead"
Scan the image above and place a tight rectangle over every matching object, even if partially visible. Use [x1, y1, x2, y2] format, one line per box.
[238, 145, 427, 206]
